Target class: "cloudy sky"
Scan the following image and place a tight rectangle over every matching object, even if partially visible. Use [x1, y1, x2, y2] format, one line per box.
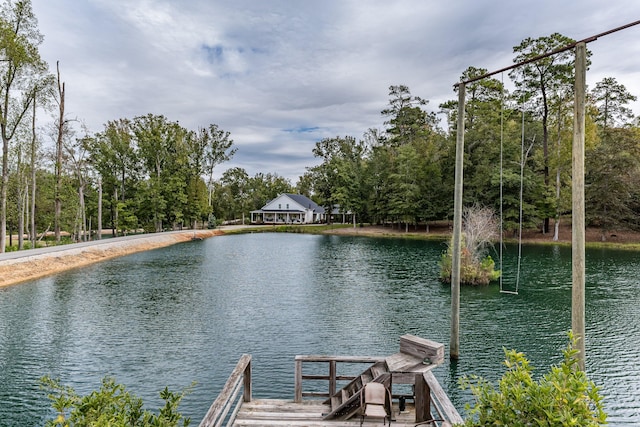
[30, 0, 640, 182]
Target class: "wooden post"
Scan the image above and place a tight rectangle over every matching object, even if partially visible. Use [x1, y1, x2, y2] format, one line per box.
[450, 83, 466, 360]
[329, 360, 337, 398]
[294, 358, 302, 402]
[414, 373, 431, 423]
[572, 42, 587, 370]
[243, 358, 252, 402]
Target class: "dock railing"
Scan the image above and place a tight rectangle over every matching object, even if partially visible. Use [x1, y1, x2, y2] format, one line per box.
[294, 355, 385, 402]
[420, 371, 464, 425]
[199, 354, 252, 427]
[294, 355, 463, 425]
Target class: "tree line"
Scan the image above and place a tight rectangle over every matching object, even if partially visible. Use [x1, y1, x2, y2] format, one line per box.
[304, 35, 640, 241]
[2, 1, 639, 253]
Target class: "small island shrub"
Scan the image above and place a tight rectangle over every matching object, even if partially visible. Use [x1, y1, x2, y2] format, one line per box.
[440, 205, 501, 285]
[440, 246, 501, 285]
[42, 376, 192, 427]
[459, 332, 607, 427]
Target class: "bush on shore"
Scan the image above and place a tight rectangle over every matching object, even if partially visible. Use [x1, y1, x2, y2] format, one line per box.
[41, 376, 192, 427]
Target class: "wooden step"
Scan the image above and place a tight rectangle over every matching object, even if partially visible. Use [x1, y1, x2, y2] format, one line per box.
[323, 363, 391, 420]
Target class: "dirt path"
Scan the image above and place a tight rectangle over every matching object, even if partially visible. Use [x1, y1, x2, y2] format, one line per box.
[323, 223, 640, 245]
[0, 230, 222, 288]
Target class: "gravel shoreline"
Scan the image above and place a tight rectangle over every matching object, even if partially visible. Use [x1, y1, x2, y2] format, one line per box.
[0, 229, 222, 288]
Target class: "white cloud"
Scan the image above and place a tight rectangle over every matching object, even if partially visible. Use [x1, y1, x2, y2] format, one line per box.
[31, 0, 640, 181]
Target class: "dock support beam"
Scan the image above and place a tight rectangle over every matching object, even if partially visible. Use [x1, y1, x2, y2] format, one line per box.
[572, 42, 587, 370]
[450, 83, 466, 360]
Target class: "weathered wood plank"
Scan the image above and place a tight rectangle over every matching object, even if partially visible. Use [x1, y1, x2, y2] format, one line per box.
[414, 373, 432, 423]
[199, 354, 251, 427]
[423, 371, 464, 425]
[400, 334, 444, 365]
[233, 399, 418, 426]
[295, 355, 385, 363]
[294, 359, 302, 403]
[386, 352, 423, 372]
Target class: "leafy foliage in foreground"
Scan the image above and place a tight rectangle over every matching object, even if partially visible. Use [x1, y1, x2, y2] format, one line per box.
[459, 332, 607, 426]
[42, 376, 192, 427]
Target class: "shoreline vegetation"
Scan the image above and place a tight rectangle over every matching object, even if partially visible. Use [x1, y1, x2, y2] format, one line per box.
[3, 223, 640, 289]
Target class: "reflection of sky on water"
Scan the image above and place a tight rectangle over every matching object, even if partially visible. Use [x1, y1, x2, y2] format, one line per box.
[0, 235, 638, 426]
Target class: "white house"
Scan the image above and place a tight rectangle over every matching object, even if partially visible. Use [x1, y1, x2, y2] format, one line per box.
[250, 194, 325, 224]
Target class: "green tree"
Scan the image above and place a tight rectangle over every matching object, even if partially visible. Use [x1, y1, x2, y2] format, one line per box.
[182, 126, 235, 228]
[332, 137, 368, 225]
[308, 136, 343, 222]
[586, 127, 640, 238]
[509, 33, 583, 234]
[591, 77, 637, 134]
[132, 114, 179, 232]
[441, 68, 513, 221]
[585, 79, 638, 239]
[295, 171, 314, 198]
[88, 119, 139, 236]
[380, 85, 444, 228]
[366, 143, 393, 224]
[220, 167, 249, 223]
[199, 124, 236, 207]
[247, 172, 293, 213]
[0, 0, 47, 252]
[308, 136, 367, 224]
[388, 142, 421, 230]
[64, 132, 92, 242]
[382, 84, 432, 144]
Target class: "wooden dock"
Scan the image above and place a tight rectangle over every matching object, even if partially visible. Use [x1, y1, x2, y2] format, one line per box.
[234, 399, 425, 426]
[199, 335, 463, 427]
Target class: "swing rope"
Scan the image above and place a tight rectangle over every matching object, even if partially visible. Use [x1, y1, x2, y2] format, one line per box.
[515, 91, 525, 294]
[499, 73, 504, 293]
[499, 74, 523, 295]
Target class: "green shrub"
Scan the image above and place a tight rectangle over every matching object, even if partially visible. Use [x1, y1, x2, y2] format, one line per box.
[440, 246, 501, 285]
[439, 205, 501, 285]
[459, 332, 607, 426]
[42, 376, 192, 427]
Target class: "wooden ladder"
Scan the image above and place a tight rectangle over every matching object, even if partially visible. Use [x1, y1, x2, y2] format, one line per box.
[322, 361, 391, 420]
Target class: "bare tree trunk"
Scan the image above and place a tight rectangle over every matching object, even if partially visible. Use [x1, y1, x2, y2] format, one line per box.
[553, 94, 565, 242]
[55, 62, 65, 243]
[31, 97, 37, 249]
[17, 148, 24, 250]
[553, 167, 561, 241]
[113, 188, 118, 236]
[18, 182, 26, 249]
[1, 134, 7, 253]
[79, 182, 86, 241]
[25, 183, 30, 243]
[97, 177, 102, 240]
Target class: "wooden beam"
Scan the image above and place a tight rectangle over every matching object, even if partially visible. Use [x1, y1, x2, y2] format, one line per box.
[423, 372, 464, 425]
[414, 373, 431, 423]
[453, 19, 640, 87]
[572, 42, 587, 370]
[450, 83, 466, 360]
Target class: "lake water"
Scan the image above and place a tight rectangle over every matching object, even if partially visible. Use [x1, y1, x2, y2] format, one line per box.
[0, 233, 639, 426]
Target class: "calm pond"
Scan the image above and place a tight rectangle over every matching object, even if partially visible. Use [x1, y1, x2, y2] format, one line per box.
[0, 233, 639, 426]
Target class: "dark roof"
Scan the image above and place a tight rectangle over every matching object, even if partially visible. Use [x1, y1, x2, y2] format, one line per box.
[285, 193, 325, 214]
